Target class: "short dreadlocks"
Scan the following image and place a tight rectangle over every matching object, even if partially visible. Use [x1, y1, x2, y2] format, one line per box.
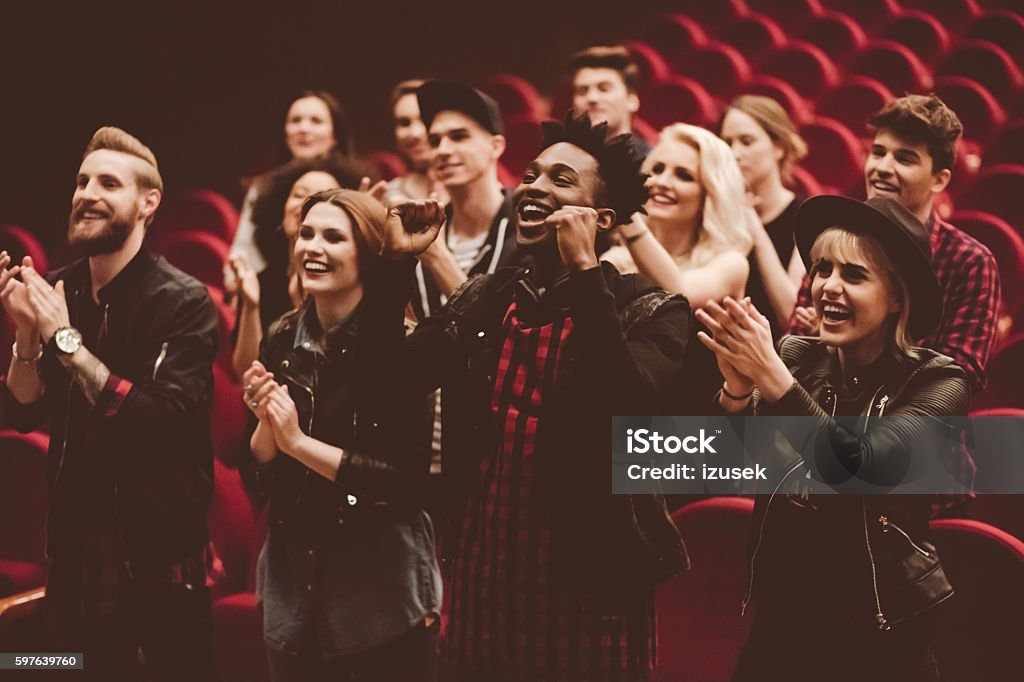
[538, 110, 648, 226]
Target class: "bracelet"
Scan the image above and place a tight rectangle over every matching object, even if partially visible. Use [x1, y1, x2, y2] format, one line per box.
[721, 384, 753, 401]
[624, 227, 650, 245]
[12, 341, 43, 364]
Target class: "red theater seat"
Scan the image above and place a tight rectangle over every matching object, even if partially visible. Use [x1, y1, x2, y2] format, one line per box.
[938, 40, 1024, 104]
[966, 9, 1024, 61]
[207, 459, 259, 598]
[0, 225, 48, 274]
[800, 117, 865, 194]
[929, 518, 1024, 682]
[501, 115, 544, 179]
[744, 76, 814, 125]
[642, 76, 718, 130]
[935, 76, 1007, 148]
[151, 230, 230, 289]
[622, 41, 672, 93]
[798, 10, 869, 64]
[150, 189, 240, 244]
[958, 163, 1024, 230]
[759, 41, 841, 101]
[816, 76, 895, 136]
[212, 592, 269, 682]
[746, 0, 824, 30]
[478, 74, 547, 121]
[901, 0, 983, 26]
[632, 116, 659, 146]
[638, 13, 709, 66]
[847, 39, 934, 95]
[951, 210, 1024, 323]
[673, 41, 752, 99]
[0, 431, 48, 597]
[211, 363, 248, 465]
[717, 13, 788, 61]
[822, 0, 900, 30]
[879, 10, 953, 66]
[362, 150, 406, 182]
[986, 118, 1024, 166]
[972, 334, 1024, 410]
[655, 497, 754, 682]
[790, 165, 826, 197]
[670, 0, 750, 32]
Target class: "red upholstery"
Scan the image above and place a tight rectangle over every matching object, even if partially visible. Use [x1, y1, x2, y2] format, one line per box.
[971, 333, 1024, 410]
[207, 459, 259, 598]
[622, 40, 672, 92]
[963, 409, 1024, 539]
[478, 74, 547, 121]
[879, 10, 953, 66]
[632, 116, 659, 145]
[797, 10, 869, 64]
[929, 517, 1024, 682]
[966, 9, 1024, 61]
[743, 76, 814, 125]
[900, 0, 983, 26]
[151, 230, 230, 289]
[847, 39, 934, 95]
[951, 210, 1024, 319]
[717, 13, 788, 61]
[816, 75, 894, 136]
[150, 189, 240, 244]
[938, 40, 1024, 104]
[790, 165, 826, 197]
[745, 0, 824, 30]
[759, 41, 841, 100]
[986, 118, 1024, 166]
[211, 363, 248, 466]
[655, 497, 754, 682]
[642, 77, 719, 131]
[501, 115, 544, 179]
[0, 225, 48, 274]
[959, 163, 1024, 229]
[362, 150, 406, 182]
[638, 13, 709, 65]
[673, 41, 752, 99]
[0, 431, 48, 597]
[800, 117, 866, 194]
[212, 591, 269, 682]
[935, 76, 1007, 148]
[821, 0, 900, 29]
[668, 0, 750, 31]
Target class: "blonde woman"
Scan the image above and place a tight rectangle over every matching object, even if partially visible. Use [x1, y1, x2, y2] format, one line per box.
[604, 123, 752, 306]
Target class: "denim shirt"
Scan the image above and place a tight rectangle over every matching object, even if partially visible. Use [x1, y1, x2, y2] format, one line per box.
[255, 304, 441, 656]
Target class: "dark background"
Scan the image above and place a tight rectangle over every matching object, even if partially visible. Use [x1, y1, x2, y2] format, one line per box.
[0, 0, 658, 252]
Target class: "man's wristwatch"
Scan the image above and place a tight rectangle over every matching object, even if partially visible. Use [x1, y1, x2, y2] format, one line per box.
[51, 326, 83, 355]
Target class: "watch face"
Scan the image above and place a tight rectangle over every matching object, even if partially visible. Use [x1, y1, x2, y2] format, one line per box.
[55, 327, 82, 354]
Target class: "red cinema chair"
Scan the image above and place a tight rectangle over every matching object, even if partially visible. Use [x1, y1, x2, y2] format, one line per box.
[971, 333, 1024, 410]
[879, 10, 953, 66]
[362, 150, 406, 182]
[150, 230, 230, 289]
[655, 497, 754, 682]
[900, 0, 983, 26]
[966, 9, 1024, 62]
[673, 41, 753, 100]
[800, 117, 866, 195]
[986, 118, 1024, 166]
[821, 0, 900, 30]
[638, 13, 709, 66]
[670, 0, 750, 32]
[938, 40, 1024, 105]
[847, 39, 934, 95]
[746, 0, 824, 30]
[798, 10, 869, 64]
[150, 189, 240, 244]
[958, 163, 1024, 230]
[759, 41, 841, 101]
[478, 74, 547, 121]
[622, 40, 672, 93]
[816, 76, 895, 136]
[717, 13, 788, 61]
[501, 115, 544, 180]
[935, 76, 1007, 148]
[0, 225, 48, 274]
[642, 76, 719, 130]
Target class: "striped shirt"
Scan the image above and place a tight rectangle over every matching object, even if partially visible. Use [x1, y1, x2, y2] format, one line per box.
[445, 297, 657, 682]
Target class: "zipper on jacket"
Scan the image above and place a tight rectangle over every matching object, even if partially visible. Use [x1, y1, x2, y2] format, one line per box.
[879, 516, 932, 557]
[152, 341, 168, 380]
[741, 459, 805, 615]
[862, 497, 889, 630]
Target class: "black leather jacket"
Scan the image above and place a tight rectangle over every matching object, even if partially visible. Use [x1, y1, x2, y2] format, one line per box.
[744, 336, 970, 630]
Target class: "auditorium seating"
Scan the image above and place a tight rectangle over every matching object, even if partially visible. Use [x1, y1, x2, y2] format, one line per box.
[477, 74, 547, 122]
[879, 10, 952, 66]
[759, 41, 841, 100]
[847, 39, 934, 95]
[966, 9, 1024, 61]
[622, 40, 672, 92]
[798, 10, 869, 64]
[930, 518, 1024, 682]
[951, 210, 1024, 325]
[746, 0, 823, 29]
[816, 76, 894, 136]
[150, 189, 240, 245]
[674, 41, 753, 98]
[938, 40, 1024, 105]
[935, 76, 1007, 147]
[0, 431, 48, 598]
[655, 497, 754, 682]
[0, 225, 48, 274]
[800, 117, 866, 194]
[717, 13, 788, 61]
[362, 150, 406, 181]
[821, 0, 900, 30]
[500, 114, 544, 179]
[642, 77, 718, 131]
[958, 163, 1024, 231]
[638, 13, 709, 66]
[971, 333, 1024, 410]
[151, 230, 231, 289]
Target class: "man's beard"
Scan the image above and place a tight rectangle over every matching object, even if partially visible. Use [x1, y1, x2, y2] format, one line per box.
[67, 205, 136, 256]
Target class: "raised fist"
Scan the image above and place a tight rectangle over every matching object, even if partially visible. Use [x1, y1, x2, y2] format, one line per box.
[380, 199, 446, 259]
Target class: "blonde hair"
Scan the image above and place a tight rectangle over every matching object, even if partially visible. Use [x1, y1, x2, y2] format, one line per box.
[722, 95, 808, 187]
[809, 228, 915, 358]
[83, 126, 163, 194]
[645, 123, 752, 268]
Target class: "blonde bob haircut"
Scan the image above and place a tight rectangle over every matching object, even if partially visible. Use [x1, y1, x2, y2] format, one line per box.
[644, 123, 752, 268]
[809, 227, 915, 359]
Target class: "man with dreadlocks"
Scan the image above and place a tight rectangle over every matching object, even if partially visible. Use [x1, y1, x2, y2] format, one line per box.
[360, 111, 691, 681]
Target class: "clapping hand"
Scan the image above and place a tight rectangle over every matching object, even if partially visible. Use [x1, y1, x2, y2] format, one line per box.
[20, 265, 69, 344]
[0, 252, 38, 334]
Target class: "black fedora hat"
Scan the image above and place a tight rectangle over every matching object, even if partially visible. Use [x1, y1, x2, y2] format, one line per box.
[417, 80, 504, 136]
[794, 195, 942, 340]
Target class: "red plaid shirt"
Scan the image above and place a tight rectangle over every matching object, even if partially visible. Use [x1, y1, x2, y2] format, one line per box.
[445, 299, 656, 682]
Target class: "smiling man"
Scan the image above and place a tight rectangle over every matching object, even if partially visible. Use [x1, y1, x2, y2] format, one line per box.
[789, 95, 999, 397]
[0, 127, 217, 681]
[359, 111, 691, 681]
[568, 45, 650, 158]
[409, 80, 528, 320]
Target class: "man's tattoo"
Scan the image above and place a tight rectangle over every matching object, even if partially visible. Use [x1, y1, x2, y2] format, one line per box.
[60, 348, 111, 406]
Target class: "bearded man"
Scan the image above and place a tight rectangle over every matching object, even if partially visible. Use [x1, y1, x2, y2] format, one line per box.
[0, 127, 218, 681]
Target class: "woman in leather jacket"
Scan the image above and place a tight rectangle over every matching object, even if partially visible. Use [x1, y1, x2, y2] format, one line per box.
[242, 189, 440, 681]
[698, 195, 968, 682]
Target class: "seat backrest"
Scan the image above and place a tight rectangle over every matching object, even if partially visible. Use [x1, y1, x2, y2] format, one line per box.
[638, 13, 709, 63]
[622, 40, 672, 93]
[950, 210, 1024, 317]
[934, 76, 1008, 148]
[669, 0, 750, 32]
[965, 9, 1024, 61]
[986, 118, 1024, 166]
[800, 117, 866, 193]
[816, 75, 894, 136]
[746, 0, 824, 31]
[797, 10, 869, 64]
[959, 163, 1024, 229]
[938, 40, 1024, 104]
[971, 333, 1024, 411]
[655, 497, 754, 682]
[150, 230, 231, 289]
[717, 13, 788, 61]
[929, 517, 1024, 682]
[500, 115, 543, 179]
[759, 41, 841, 100]
[0, 431, 49, 563]
[642, 76, 718, 131]
[879, 10, 953, 66]
[0, 225, 48, 274]
[900, 0, 983, 26]
[478, 74, 547, 121]
[673, 41, 752, 99]
[150, 189, 240, 244]
[847, 39, 934, 95]
[207, 459, 259, 598]
[362, 150, 406, 182]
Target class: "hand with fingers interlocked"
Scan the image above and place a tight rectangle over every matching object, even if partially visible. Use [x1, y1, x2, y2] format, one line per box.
[19, 265, 70, 344]
[0, 252, 38, 334]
